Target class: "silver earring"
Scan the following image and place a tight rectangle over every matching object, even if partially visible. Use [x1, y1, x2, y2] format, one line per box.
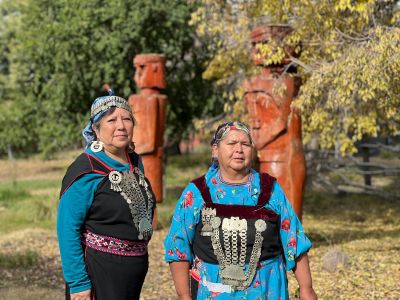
[90, 140, 104, 152]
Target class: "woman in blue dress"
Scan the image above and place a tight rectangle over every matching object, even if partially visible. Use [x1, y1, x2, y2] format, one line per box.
[57, 88, 155, 300]
[164, 121, 317, 300]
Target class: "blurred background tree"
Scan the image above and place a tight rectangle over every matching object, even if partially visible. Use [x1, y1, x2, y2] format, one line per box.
[0, 0, 223, 157]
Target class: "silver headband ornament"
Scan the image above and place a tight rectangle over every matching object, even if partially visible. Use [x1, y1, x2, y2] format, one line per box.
[90, 96, 132, 118]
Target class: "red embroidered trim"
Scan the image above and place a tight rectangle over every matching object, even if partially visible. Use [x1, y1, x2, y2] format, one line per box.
[82, 231, 148, 257]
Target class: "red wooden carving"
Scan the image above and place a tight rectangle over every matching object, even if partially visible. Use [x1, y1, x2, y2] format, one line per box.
[243, 25, 306, 219]
[129, 54, 167, 203]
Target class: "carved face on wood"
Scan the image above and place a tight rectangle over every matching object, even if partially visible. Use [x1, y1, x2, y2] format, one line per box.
[133, 54, 166, 89]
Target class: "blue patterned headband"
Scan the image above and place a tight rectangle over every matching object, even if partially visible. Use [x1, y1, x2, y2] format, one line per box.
[82, 88, 132, 147]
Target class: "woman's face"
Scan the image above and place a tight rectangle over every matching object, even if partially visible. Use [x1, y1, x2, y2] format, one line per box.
[213, 130, 253, 174]
[93, 108, 134, 152]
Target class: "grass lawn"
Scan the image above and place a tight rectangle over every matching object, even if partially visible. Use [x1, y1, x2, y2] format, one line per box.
[0, 150, 399, 299]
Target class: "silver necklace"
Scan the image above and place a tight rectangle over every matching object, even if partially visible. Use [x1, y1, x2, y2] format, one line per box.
[210, 216, 267, 290]
[109, 168, 154, 240]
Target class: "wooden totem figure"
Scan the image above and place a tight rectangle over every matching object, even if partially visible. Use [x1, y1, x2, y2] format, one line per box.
[243, 25, 306, 219]
[129, 54, 167, 203]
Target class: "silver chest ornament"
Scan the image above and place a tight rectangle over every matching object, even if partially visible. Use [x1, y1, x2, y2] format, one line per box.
[207, 213, 267, 290]
[109, 168, 154, 240]
[200, 207, 216, 236]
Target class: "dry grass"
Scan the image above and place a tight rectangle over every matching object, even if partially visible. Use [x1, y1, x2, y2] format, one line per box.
[0, 151, 399, 299]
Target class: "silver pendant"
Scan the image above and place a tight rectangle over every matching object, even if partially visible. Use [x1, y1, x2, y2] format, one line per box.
[201, 207, 216, 236]
[139, 176, 148, 188]
[109, 171, 122, 192]
[136, 168, 150, 189]
[220, 264, 246, 283]
[90, 140, 104, 152]
[138, 218, 153, 240]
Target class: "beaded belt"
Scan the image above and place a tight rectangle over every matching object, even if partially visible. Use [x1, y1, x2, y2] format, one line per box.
[82, 231, 148, 256]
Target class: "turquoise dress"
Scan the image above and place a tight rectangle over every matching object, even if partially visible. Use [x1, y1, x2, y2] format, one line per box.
[164, 166, 311, 299]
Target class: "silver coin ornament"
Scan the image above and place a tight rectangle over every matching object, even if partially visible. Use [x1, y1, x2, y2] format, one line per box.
[255, 219, 267, 232]
[212, 216, 221, 229]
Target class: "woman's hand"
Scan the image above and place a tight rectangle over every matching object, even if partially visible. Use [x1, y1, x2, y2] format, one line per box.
[293, 254, 317, 300]
[70, 289, 91, 300]
[299, 287, 317, 300]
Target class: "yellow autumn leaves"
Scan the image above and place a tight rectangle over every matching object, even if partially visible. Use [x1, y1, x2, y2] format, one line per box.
[191, 0, 400, 155]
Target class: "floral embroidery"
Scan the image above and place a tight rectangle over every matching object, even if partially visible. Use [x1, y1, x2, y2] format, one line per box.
[288, 237, 296, 248]
[254, 280, 261, 288]
[216, 189, 226, 199]
[184, 191, 194, 208]
[296, 228, 304, 237]
[168, 249, 174, 256]
[175, 247, 187, 260]
[287, 249, 295, 261]
[281, 218, 290, 231]
[211, 177, 218, 185]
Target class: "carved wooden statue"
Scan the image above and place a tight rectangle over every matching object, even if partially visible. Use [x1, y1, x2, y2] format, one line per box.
[243, 26, 306, 219]
[129, 54, 167, 203]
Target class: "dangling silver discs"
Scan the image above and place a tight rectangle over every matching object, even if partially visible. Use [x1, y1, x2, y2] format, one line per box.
[109, 171, 122, 192]
[90, 141, 104, 152]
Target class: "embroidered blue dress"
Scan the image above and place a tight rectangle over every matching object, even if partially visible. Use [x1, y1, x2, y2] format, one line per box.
[164, 166, 311, 299]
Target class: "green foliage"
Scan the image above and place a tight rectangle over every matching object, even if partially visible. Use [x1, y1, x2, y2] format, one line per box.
[0, 250, 39, 268]
[0, 180, 58, 233]
[0, 187, 30, 206]
[0, 0, 223, 157]
[191, 0, 400, 154]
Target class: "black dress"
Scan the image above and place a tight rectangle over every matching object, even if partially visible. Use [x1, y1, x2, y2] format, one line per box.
[60, 151, 155, 300]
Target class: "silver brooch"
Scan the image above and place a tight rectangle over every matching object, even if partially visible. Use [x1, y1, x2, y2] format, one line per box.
[109, 171, 122, 192]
